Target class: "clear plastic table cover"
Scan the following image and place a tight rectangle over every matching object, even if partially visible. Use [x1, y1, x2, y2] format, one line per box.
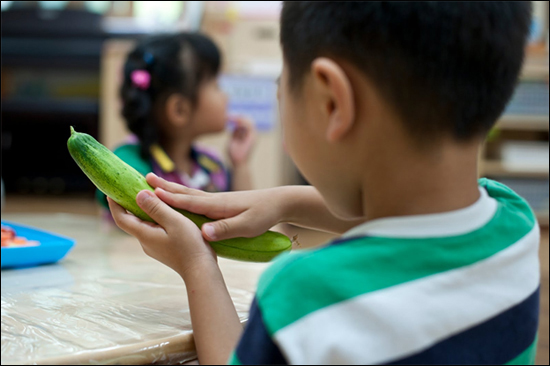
[1, 214, 269, 365]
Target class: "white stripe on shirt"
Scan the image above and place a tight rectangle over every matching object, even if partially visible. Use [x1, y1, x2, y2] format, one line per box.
[342, 187, 498, 239]
[274, 224, 540, 365]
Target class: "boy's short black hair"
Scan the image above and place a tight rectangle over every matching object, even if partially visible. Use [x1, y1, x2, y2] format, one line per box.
[280, 2, 532, 141]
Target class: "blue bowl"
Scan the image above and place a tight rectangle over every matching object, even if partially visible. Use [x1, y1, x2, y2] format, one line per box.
[1, 221, 75, 269]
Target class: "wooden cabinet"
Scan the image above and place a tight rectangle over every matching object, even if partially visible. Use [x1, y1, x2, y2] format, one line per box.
[479, 48, 549, 226]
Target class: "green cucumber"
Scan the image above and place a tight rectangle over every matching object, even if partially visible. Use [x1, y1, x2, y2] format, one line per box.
[67, 127, 292, 262]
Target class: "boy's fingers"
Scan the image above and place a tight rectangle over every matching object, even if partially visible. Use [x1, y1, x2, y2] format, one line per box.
[136, 190, 180, 231]
[146, 173, 208, 197]
[146, 173, 183, 192]
[107, 197, 147, 236]
[155, 188, 229, 219]
[108, 197, 167, 247]
[202, 215, 258, 242]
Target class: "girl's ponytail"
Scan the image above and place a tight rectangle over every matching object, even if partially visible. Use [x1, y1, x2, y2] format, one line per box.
[121, 48, 157, 160]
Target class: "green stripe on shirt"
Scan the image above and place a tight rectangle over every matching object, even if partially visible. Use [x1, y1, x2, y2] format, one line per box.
[505, 335, 538, 365]
[257, 179, 536, 335]
[227, 352, 242, 365]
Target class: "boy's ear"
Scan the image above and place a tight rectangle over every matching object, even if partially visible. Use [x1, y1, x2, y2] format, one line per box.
[311, 58, 355, 143]
[165, 94, 192, 127]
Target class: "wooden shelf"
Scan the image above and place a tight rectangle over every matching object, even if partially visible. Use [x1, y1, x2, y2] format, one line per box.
[537, 210, 549, 227]
[521, 62, 549, 81]
[521, 47, 549, 81]
[496, 115, 549, 131]
[480, 160, 549, 179]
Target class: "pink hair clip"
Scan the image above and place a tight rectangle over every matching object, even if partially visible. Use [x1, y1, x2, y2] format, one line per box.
[131, 70, 151, 90]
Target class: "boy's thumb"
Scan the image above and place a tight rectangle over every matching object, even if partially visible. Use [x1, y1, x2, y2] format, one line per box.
[202, 217, 251, 242]
[136, 190, 177, 229]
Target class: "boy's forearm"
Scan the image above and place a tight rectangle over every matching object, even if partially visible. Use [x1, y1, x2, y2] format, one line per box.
[278, 185, 365, 234]
[182, 263, 243, 365]
[231, 164, 253, 191]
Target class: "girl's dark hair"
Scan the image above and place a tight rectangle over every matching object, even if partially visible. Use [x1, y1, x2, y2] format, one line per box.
[121, 32, 221, 160]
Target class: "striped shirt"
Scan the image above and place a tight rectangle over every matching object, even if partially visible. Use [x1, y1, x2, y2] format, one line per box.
[229, 178, 540, 365]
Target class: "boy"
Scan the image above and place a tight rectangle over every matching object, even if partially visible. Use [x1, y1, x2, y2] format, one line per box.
[108, 2, 540, 364]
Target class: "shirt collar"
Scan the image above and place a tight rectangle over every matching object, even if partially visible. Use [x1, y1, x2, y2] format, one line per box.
[342, 187, 498, 239]
[150, 144, 175, 173]
[149, 144, 221, 174]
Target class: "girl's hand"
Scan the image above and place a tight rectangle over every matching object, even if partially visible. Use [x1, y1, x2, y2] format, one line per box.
[107, 191, 218, 279]
[146, 173, 283, 242]
[227, 116, 256, 167]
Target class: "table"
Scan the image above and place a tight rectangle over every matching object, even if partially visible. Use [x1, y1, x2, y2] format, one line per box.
[1, 214, 270, 365]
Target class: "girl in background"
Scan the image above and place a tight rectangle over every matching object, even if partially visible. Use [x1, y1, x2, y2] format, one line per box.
[97, 32, 256, 215]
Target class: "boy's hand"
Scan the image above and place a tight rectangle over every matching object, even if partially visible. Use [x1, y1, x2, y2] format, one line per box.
[227, 116, 256, 167]
[107, 191, 217, 279]
[146, 173, 282, 242]
[110, 188, 244, 366]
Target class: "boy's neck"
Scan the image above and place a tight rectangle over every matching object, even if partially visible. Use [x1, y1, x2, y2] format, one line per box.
[360, 138, 482, 221]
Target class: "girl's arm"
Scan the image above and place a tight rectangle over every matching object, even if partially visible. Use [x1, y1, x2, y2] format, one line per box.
[228, 117, 256, 191]
[231, 163, 254, 191]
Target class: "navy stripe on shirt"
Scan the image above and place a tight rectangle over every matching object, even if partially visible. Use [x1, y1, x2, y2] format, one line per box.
[329, 235, 370, 246]
[235, 297, 288, 365]
[385, 287, 540, 365]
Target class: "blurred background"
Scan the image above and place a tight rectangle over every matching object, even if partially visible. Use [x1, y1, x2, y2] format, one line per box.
[0, 2, 549, 364]
[1, 1, 296, 214]
[0, 0, 548, 223]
